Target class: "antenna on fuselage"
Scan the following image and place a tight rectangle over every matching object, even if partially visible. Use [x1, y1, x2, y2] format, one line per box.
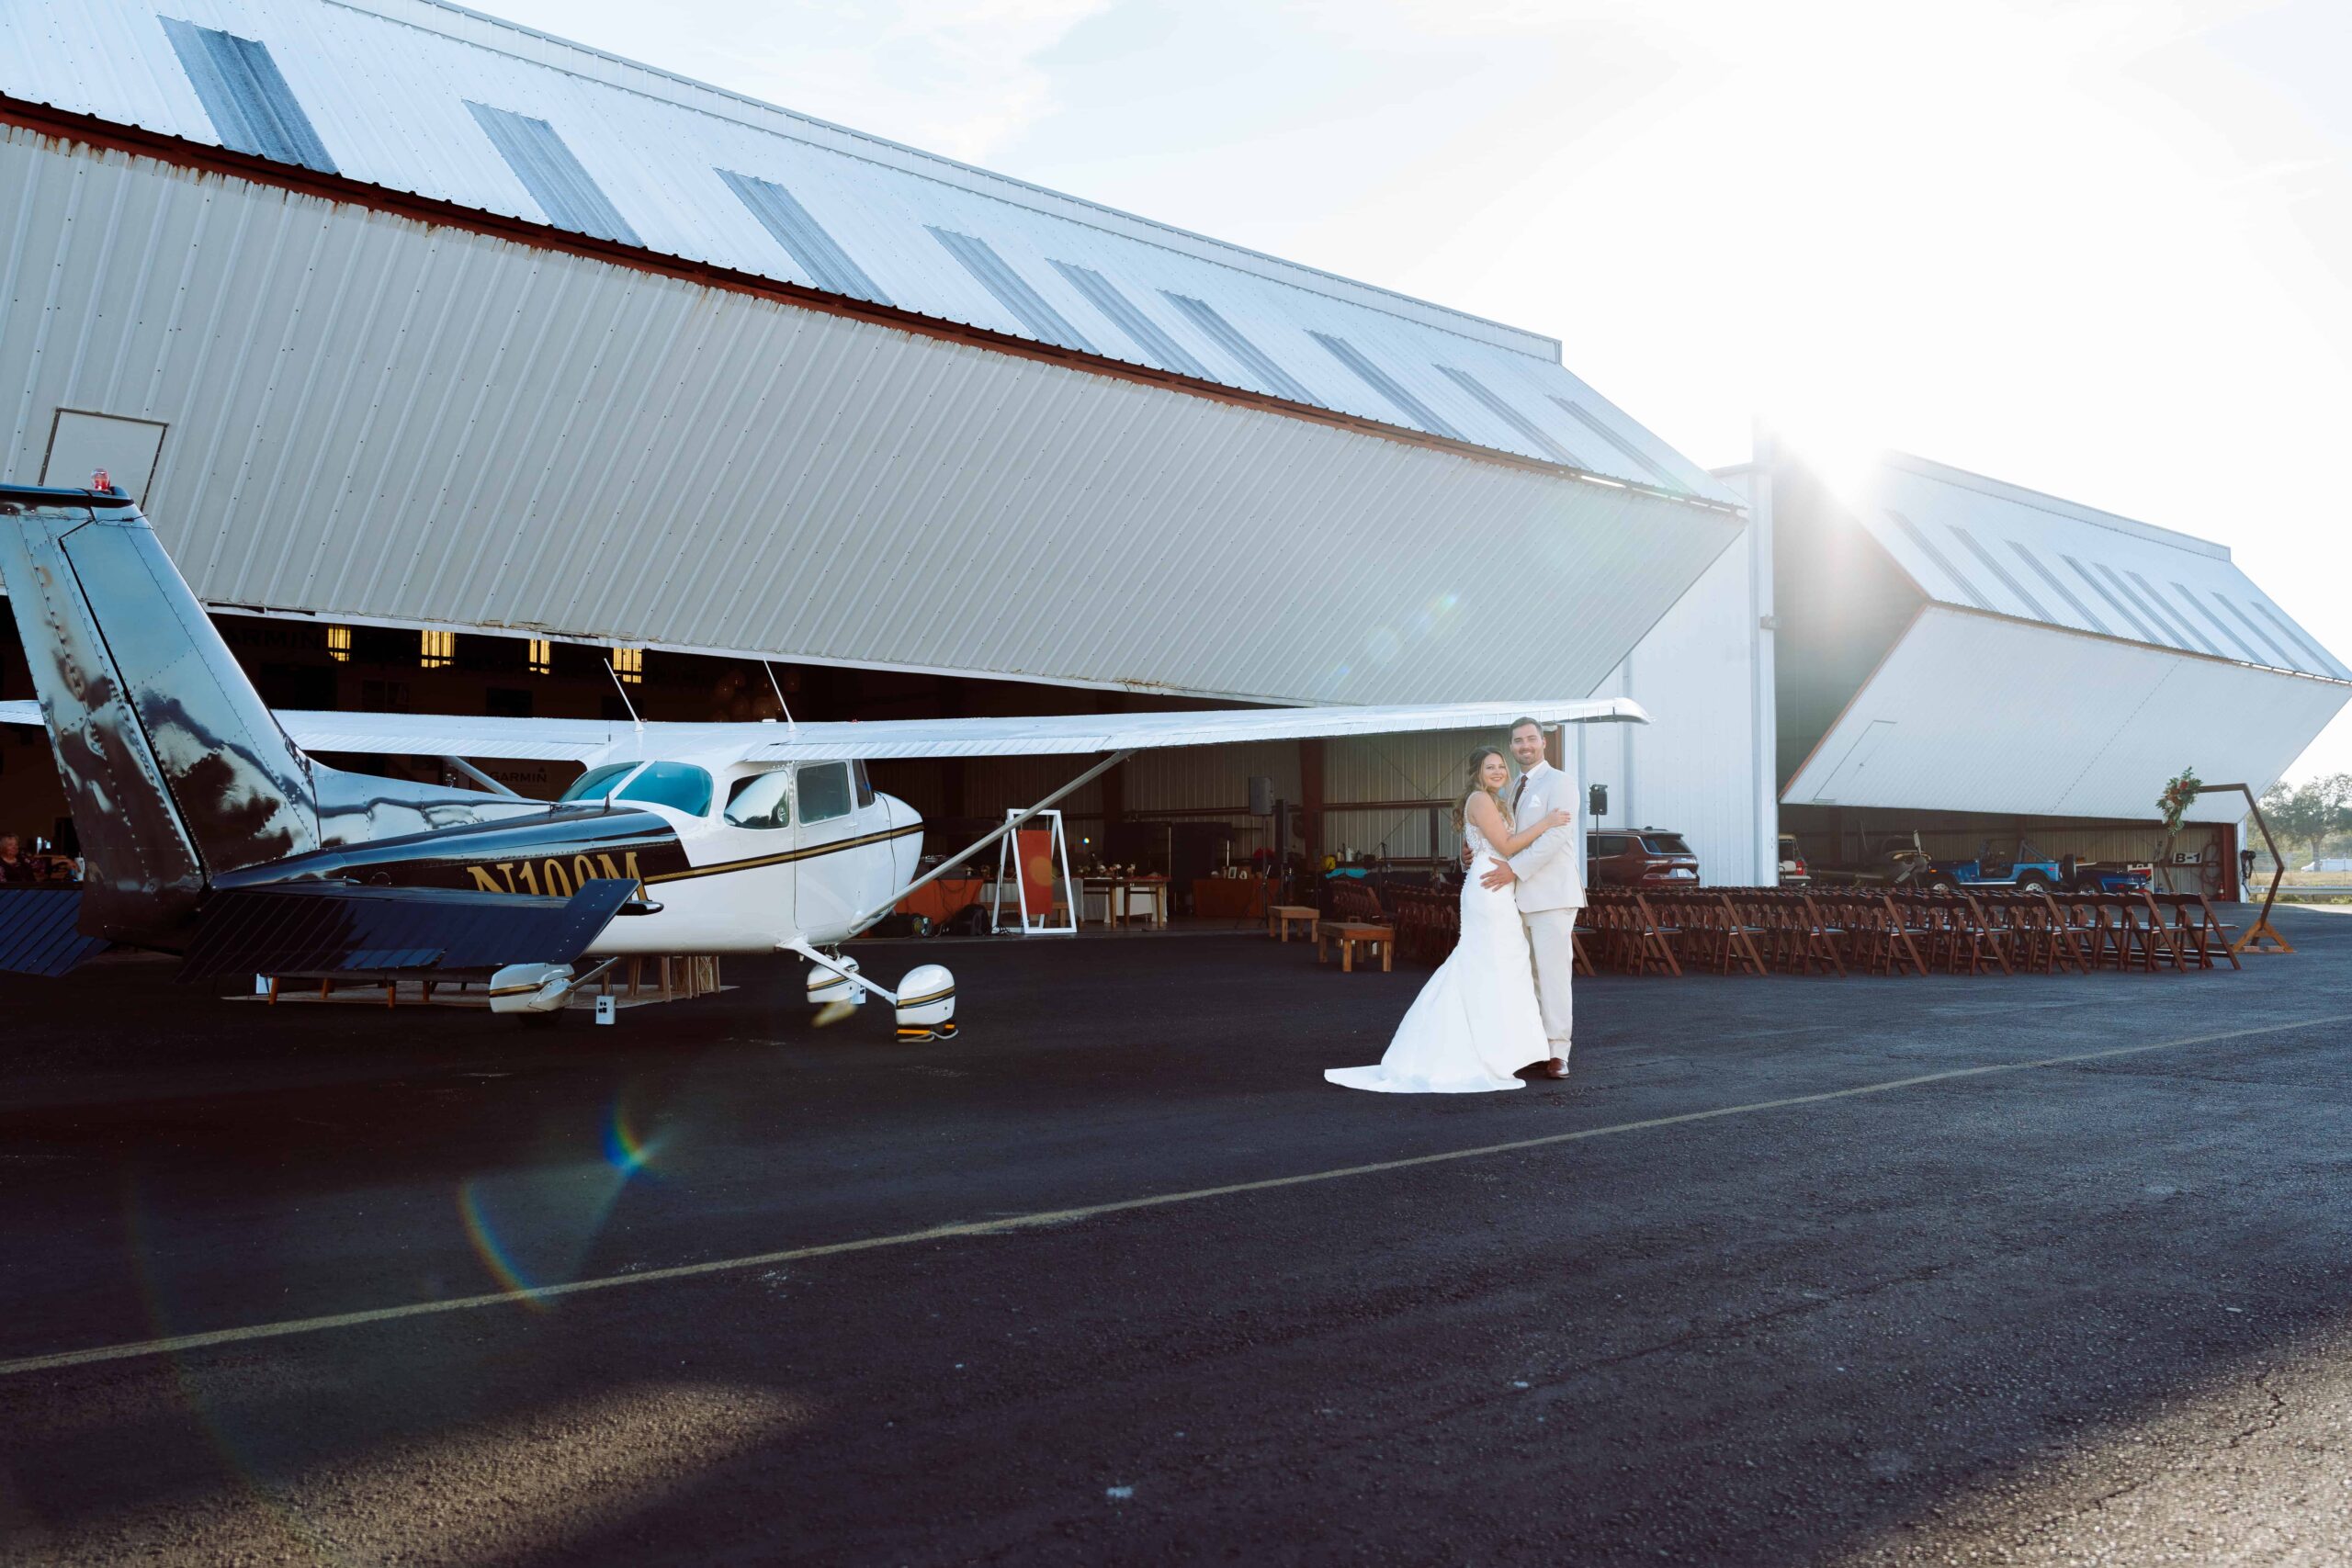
[763, 660, 797, 735]
[604, 651, 644, 745]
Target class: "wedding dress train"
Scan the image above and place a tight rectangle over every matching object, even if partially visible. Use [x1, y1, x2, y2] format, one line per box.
[1325, 808, 1547, 1093]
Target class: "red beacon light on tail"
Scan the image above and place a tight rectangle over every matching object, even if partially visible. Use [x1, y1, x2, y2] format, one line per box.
[89, 469, 112, 494]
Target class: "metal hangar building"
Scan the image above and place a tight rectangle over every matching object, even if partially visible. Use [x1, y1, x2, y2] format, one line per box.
[6, 2, 2334, 896]
[0, 0, 1777, 883]
[1734, 444, 2351, 895]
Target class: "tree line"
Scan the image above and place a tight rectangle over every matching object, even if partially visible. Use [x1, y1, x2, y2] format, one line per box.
[2256, 775, 2352, 868]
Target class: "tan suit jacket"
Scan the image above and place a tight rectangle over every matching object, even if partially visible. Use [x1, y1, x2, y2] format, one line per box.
[1508, 759, 1585, 913]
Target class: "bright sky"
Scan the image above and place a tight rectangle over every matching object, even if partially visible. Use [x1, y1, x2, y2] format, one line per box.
[481, 0, 2352, 779]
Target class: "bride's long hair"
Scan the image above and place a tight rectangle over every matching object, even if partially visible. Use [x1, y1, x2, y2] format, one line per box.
[1453, 747, 1510, 840]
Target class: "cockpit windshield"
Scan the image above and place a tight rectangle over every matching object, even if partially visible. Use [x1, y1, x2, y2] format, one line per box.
[560, 761, 639, 803]
[616, 761, 715, 818]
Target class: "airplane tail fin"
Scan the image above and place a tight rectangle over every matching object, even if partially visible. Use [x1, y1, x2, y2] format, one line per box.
[0, 486, 320, 941]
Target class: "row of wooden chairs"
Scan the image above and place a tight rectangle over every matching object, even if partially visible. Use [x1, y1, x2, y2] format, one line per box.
[1326, 882, 2245, 980]
[1385, 886, 1458, 966]
[1579, 887, 2243, 978]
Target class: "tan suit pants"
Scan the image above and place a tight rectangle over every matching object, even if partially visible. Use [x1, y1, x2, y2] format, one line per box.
[1522, 907, 1577, 1059]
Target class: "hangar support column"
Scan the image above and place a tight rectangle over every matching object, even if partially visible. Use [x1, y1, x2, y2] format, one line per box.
[1300, 739, 1325, 866]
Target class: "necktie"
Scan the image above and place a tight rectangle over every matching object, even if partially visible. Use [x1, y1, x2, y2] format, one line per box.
[1512, 775, 1528, 810]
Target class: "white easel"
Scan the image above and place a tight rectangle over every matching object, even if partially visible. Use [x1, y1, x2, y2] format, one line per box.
[991, 807, 1078, 934]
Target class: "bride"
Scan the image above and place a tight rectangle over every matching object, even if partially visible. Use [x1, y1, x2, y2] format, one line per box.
[1326, 747, 1573, 1094]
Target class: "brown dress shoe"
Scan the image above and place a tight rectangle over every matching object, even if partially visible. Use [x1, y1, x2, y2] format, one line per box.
[1542, 1058, 1569, 1079]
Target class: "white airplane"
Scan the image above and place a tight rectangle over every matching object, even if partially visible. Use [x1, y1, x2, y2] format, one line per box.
[0, 480, 1645, 1033]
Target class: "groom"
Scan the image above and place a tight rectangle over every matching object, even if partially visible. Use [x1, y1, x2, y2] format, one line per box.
[1476, 717, 1581, 1079]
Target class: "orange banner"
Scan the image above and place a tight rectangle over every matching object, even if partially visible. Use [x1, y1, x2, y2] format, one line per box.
[1014, 828, 1057, 915]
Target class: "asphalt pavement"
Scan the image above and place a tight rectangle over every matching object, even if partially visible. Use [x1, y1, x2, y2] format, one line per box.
[1, 907, 2347, 1565]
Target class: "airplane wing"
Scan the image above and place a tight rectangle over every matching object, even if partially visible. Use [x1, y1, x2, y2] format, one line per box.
[738, 698, 1647, 761]
[0, 695, 1645, 763]
[0, 700, 663, 761]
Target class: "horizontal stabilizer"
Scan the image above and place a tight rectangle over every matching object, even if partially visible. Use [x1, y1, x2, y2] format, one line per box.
[0, 890, 111, 977]
[177, 879, 639, 982]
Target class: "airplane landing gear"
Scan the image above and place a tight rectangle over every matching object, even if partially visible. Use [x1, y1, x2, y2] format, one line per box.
[894, 963, 957, 1042]
[806, 955, 865, 1008]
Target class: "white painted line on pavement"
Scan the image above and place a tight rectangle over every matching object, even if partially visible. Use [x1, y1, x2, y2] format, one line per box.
[1, 1011, 2339, 1379]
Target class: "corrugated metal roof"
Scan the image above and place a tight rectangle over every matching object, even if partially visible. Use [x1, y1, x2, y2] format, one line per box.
[0, 0, 1736, 503]
[1842, 452, 2350, 680]
[1782, 606, 2350, 818]
[0, 127, 1744, 706]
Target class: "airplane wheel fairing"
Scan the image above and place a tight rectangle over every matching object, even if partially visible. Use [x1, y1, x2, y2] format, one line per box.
[490, 961, 574, 1015]
[807, 955, 864, 1008]
[895, 964, 956, 1038]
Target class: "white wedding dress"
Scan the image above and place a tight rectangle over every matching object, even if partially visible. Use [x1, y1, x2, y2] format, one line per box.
[1325, 804, 1547, 1093]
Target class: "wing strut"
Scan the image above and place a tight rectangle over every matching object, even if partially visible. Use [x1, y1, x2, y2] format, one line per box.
[440, 755, 518, 796]
[847, 749, 1135, 931]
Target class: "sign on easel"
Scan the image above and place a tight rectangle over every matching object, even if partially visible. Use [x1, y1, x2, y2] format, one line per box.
[992, 808, 1077, 934]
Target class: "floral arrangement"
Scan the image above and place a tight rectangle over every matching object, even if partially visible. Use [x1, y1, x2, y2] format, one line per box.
[2157, 767, 2203, 834]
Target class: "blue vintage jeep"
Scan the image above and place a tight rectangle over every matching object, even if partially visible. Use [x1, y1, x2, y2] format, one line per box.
[1920, 840, 2149, 896]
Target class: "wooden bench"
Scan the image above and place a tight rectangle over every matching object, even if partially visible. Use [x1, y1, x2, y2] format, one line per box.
[1317, 919, 1394, 973]
[1269, 904, 1319, 942]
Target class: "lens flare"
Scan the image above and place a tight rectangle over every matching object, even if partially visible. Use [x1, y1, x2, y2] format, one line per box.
[604, 1101, 660, 1176]
[457, 1180, 554, 1313]
[458, 1100, 666, 1308]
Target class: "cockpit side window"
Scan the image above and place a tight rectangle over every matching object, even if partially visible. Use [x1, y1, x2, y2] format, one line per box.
[853, 759, 876, 807]
[616, 761, 715, 818]
[560, 761, 639, 802]
[797, 761, 853, 824]
[724, 770, 792, 829]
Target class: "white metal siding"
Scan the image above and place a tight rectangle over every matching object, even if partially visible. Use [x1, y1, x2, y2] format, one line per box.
[1123, 742, 1299, 814]
[1783, 607, 2350, 821]
[0, 130, 1743, 708]
[1577, 521, 1770, 885]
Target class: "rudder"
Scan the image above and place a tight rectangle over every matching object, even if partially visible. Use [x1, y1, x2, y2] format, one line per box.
[0, 486, 319, 942]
